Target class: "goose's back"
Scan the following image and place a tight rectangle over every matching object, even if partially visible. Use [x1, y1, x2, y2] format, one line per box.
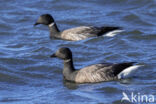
[75, 64, 117, 83]
[61, 26, 100, 41]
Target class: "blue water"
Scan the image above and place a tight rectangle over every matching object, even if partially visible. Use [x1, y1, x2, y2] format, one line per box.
[0, 0, 156, 104]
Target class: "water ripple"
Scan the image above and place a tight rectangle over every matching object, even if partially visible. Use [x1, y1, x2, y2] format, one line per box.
[0, 0, 155, 104]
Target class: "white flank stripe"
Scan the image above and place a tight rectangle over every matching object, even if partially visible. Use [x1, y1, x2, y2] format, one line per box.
[118, 65, 143, 79]
[104, 29, 124, 37]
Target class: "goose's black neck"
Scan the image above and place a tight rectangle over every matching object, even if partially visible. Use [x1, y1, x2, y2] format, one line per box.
[48, 23, 61, 39]
[63, 58, 75, 72]
[63, 58, 76, 80]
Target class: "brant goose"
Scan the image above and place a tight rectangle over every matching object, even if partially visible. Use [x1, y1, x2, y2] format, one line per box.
[34, 14, 123, 41]
[50, 47, 142, 83]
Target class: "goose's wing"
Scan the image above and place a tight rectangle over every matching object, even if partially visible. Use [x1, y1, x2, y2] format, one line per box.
[74, 62, 135, 83]
[75, 63, 114, 83]
[61, 26, 103, 41]
[61, 26, 122, 41]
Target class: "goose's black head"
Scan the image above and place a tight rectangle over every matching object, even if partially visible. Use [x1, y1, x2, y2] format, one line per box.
[50, 47, 72, 60]
[34, 14, 54, 26]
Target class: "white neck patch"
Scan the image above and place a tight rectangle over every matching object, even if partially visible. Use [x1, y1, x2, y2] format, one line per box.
[64, 59, 71, 63]
[49, 22, 55, 27]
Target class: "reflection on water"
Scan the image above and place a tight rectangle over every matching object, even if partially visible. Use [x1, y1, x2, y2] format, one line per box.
[63, 80, 79, 90]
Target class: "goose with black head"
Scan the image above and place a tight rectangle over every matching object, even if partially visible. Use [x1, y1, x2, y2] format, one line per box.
[50, 47, 142, 83]
[34, 14, 123, 41]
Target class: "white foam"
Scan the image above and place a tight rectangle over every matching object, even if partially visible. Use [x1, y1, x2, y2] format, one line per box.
[118, 65, 143, 79]
[104, 29, 124, 37]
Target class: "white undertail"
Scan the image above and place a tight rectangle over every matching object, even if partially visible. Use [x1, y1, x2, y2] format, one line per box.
[105, 29, 124, 37]
[118, 65, 143, 79]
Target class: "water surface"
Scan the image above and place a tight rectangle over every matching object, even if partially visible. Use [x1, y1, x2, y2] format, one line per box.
[0, 0, 156, 104]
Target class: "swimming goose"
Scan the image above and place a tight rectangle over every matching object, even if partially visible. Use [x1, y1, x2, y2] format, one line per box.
[50, 47, 142, 83]
[34, 14, 123, 41]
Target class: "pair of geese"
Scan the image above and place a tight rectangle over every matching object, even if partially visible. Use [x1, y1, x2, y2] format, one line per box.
[34, 14, 142, 83]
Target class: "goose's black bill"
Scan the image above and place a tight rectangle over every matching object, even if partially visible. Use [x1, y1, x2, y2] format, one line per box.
[34, 23, 39, 26]
[50, 53, 56, 58]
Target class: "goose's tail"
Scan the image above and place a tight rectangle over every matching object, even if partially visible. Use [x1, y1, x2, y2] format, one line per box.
[98, 27, 124, 37]
[105, 29, 124, 37]
[118, 65, 143, 79]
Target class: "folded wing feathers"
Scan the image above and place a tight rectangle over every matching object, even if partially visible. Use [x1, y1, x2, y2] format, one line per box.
[75, 62, 141, 83]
